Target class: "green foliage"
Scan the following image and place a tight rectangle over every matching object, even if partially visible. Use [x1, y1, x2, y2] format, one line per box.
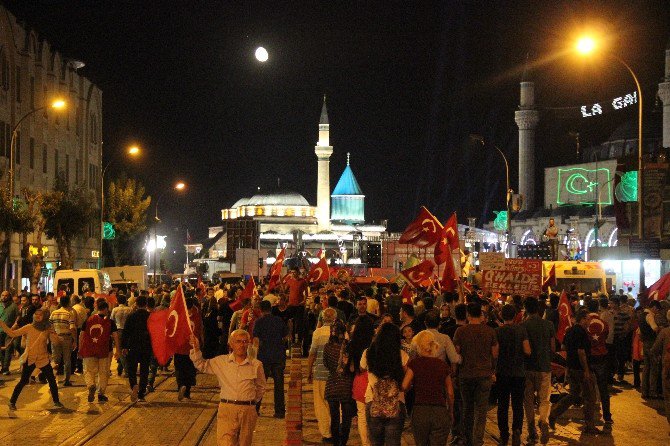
[104, 176, 151, 265]
[41, 172, 97, 268]
[0, 185, 35, 234]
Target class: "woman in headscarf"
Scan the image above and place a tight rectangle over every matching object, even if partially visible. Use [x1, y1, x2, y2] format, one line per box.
[323, 319, 355, 446]
[0, 308, 63, 410]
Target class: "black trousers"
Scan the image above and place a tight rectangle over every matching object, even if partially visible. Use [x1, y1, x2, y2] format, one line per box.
[126, 350, 150, 398]
[328, 399, 356, 446]
[264, 362, 286, 415]
[174, 353, 197, 397]
[11, 362, 59, 404]
[590, 356, 611, 421]
[496, 375, 525, 440]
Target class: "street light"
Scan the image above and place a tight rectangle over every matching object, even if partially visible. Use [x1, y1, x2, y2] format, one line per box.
[99, 145, 141, 268]
[152, 181, 187, 285]
[8, 99, 67, 198]
[575, 35, 645, 290]
[470, 134, 512, 256]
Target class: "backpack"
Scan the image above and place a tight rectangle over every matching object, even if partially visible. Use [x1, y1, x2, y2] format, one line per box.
[369, 376, 400, 419]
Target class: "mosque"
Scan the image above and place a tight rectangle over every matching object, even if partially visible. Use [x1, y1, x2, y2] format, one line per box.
[188, 98, 387, 276]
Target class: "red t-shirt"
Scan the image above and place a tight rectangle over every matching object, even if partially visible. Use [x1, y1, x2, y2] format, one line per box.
[407, 356, 451, 406]
[287, 278, 307, 306]
[587, 312, 609, 357]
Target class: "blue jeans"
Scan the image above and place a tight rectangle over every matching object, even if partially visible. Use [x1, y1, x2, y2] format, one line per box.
[366, 402, 405, 446]
[459, 376, 492, 446]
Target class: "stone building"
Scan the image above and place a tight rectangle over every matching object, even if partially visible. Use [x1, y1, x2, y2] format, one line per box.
[0, 6, 102, 290]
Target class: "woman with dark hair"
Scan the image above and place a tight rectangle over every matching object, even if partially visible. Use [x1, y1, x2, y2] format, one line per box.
[0, 309, 63, 410]
[202, 294, 221, 359]
[323, 319, 356, 445]
[360, 322, 408, 446]
[349, 316, 376, 446]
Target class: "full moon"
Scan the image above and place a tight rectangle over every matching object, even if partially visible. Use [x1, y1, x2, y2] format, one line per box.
[255, 47, 269, 62]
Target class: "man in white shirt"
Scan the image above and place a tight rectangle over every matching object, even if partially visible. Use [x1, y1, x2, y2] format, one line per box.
[307, 307, 336, 441]
[424, 309, 461, 365]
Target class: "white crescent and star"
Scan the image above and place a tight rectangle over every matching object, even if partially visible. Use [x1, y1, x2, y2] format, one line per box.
[421, 219, 437, 233]
[559, 302, 571, 318]
[589, 317, 605, 341]
[166, 310, 179, 338]
[89, 324, 103, 343]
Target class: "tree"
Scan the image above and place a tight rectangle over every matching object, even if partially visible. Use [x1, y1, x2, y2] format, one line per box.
[103, 176, 151, 266]
[21, 189, 47, 293]
[41, 172, 96, 269]
[0, 184, 35, 290]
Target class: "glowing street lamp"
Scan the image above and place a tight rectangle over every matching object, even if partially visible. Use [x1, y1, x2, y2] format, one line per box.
[574, 34, 645, 289]
[152, 181, 188, 284]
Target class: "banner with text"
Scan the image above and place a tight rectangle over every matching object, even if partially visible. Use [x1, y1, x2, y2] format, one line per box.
[482, 259, 543, 296]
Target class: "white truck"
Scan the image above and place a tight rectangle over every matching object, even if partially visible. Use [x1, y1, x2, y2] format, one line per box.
[101, 265, 148, 293]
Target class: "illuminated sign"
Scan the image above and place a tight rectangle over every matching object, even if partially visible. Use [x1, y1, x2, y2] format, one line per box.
[103, 222, 116, 240]
[493, 211, 508, 231]
[581, 91, 637, 118]
[614, 171, 638, 202]
[556, 167, 611, 205]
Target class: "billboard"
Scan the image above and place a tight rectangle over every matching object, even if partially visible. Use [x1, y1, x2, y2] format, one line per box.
[544, 160, 617, 208]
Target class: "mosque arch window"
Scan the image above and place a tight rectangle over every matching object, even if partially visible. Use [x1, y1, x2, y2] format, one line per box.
[90, 114, 98, 144]
[285, 208, 295, 217]
[255, 206, 264, 216]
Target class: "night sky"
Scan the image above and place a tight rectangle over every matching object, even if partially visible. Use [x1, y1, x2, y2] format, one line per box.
[6, 1, 670, 242]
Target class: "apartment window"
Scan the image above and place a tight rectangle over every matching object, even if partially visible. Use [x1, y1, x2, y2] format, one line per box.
[65, 154, 70, 183]
[29, 137, 34, 169]
[90, 115, 98, 144]
[42, 144, 47, 173]
[15, 65, 20, 102]
[75, 158, 81, 184]
[54, 149, 59, 176]
[15, 131, 20, 164]
[0, 52, 8, 90]
[0, 121, 5, 157]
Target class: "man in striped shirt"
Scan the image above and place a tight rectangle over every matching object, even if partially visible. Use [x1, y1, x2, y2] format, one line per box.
[49, 295, 77, 386]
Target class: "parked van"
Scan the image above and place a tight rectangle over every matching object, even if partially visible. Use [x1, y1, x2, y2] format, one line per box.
[542, 261, 607, 294]
[53, 269, 111, 295]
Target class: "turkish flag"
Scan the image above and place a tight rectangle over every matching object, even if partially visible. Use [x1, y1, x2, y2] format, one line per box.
[434, 228, 450, 265]
[401, 284, 414, 305]
[443, 213, 459, 251]
[648, 271, 670, 301]
[556, 290, 573, 344]
[401, 260, 435, 288]
[230, 277, 256, 311]
[308, 257, 330, 283]
[399, 207, 443, 248]
[268, 248, 286, 291]
[148, 283, 192, 366]
[439, 252, 458, 292]
[542, 264, 556, 292]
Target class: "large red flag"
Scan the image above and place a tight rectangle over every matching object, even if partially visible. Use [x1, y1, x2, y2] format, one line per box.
[648, 271, 670, 301]
[434, 228, 450, 265]
[268, 248, 286, 292]
[401, 260, 435, 288]
[556, 290, 573, 344]
[308, 257, 330, 283]
[443, 213, 459, 251]
[148, 283, 192, 366]
[399, 206, 443, 248]
[541, 264, 556, 292]
[400, 284, 414, 305]
[439, 252, 458, 292]
[230, 276, 256, 311]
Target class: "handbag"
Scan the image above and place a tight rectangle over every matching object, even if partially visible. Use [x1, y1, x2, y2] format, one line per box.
[352, 370, 368, 402]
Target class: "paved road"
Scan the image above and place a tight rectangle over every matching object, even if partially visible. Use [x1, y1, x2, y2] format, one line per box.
[0, 357, 667, 445]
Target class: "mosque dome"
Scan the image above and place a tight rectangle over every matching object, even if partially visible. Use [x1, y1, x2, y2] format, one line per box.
[244, 191, 310, 207]
[223, 191, 315, 220]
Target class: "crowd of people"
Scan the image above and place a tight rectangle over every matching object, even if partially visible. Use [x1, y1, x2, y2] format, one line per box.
[0, 270, 669, 446]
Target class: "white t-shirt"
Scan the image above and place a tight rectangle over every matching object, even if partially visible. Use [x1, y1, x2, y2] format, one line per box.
[359, 348, 409, 404]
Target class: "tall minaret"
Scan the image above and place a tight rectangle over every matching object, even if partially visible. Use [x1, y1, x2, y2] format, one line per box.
[658, 38, 670, 147]
[315, 95, 333, 230]
[514, 65, 540, 211]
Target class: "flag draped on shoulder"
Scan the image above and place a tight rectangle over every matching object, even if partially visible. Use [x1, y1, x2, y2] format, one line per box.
[308, 257, 330, 283]
[401, 260, 435, 288]
[399, 206, 443, 248]
[148, 283, 192, 366]
[556, 290, 573, 343]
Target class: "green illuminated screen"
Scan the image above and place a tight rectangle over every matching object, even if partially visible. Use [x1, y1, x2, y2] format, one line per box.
[493, 211, 508, 231]
[556, 167, 612, 205]
[614, 171, 638, 202]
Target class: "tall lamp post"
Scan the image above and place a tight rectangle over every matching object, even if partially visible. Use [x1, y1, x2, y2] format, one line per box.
[471, 135, 512, 257]
[576, 36, 645, 291]
[152, 181, 186, 285]
[100, 145, 141, 268]
[4, 99, 66, 289]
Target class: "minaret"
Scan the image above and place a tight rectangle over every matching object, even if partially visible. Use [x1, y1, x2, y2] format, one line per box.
[658, 38, 670, 147]
[514, 63, 540, 211]
[315, 95, 333, 230]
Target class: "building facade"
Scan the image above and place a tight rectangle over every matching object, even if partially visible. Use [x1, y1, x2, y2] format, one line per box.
[0, 6, 102, 290]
